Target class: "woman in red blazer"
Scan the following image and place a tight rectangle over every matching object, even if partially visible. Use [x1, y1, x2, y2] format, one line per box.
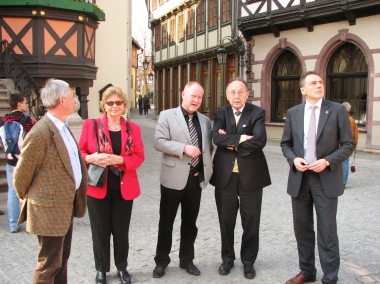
[79, 86, 144, 284]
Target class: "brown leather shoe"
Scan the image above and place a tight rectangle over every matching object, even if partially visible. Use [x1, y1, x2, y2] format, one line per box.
[286, 272, 316, 284]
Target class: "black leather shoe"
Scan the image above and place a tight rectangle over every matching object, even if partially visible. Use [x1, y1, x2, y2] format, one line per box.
[152, 265, 165, 278]
[243, 265, 256, 279]
[95, 271, 106, 283]
[180, 262, 200, 276]
[218, 261, 234, 275]
[118, 270, 131, 284]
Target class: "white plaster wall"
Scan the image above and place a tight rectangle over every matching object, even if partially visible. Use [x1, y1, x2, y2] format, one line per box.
[305, 59, 317, 71]
[374, 78, 380, 98]
[155, 51, 161, 62]
[197, 34, 205, 51]
[89, 0, 131, 119]
[252, 82, 261, 98]
[372, 126, 380, 146]
[373, 102, 380, 121]
[187, 38, 194, 53]
[221, 25, 231, 39]
[178, 42, 184, 56]
[162, 50, 167, 61]
[208, 29, 218, 47]
[373, 54, 380, 73]
[251, 64, 262, 79]
[170, 45, 175, 57]
[253, 15, 380, 61]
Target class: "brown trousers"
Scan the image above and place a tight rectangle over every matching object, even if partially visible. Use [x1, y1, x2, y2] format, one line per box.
[33, 219, 74, 284]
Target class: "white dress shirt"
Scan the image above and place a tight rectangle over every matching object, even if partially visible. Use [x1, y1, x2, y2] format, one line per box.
[47, 112, 82, 189]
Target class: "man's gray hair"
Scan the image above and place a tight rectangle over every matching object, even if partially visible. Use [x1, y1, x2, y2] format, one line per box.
[40, 79, 69, 109]
[342, 102, 351, 112]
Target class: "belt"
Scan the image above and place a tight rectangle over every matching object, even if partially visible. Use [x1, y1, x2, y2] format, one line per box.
[189, 167, 199, 175]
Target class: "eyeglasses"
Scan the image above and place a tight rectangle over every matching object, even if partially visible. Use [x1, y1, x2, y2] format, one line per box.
[105, 101, 123, 106]
[228, 91, 246, 97]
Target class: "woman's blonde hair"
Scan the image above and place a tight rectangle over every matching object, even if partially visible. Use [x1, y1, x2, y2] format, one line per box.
[100, 86, 128, 114]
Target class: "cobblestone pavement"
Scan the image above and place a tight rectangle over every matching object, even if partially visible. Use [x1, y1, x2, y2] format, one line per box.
[0, 108, 379, 283]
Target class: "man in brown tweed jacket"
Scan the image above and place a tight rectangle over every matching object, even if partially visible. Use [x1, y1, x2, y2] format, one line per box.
[14, 79, 88, 283]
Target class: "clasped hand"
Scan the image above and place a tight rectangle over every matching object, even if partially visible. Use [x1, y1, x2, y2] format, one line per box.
[88, 153, 119, 168]
[294, 157, 327, 173]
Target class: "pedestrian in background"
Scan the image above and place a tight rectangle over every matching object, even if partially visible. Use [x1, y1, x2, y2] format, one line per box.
[341, 102, 358, 187]
[143, 94, 150, 115]
[152, 81, 213, 278]
[14, 79, 88, 283]
[138, 95, 143, 115]
[281, 71, 354, 284]
[0, 93, 36, 233]
[210, 78, 271, 279]
[79, 86, 145, 284]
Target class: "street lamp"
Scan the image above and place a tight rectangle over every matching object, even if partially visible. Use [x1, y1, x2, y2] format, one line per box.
[216, 35, 251, 75]
[148, 72, 154, 81]
[142, 59, 149, 70]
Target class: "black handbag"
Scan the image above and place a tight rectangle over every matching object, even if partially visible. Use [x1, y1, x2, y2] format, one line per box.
[87, 119, 106, 187]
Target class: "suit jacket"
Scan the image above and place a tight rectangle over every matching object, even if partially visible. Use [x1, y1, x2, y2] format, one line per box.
[281, 99, 355, 198]
[210, 103, 271, 191]
[14, 115, 88, 237]
[155, 106, 213, 190]
[79, 114, 145, 200]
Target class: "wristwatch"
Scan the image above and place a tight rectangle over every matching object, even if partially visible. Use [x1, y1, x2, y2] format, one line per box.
[325, 159, 330, 167]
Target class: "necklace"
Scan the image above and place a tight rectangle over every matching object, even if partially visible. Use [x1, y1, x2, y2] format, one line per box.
[107, 121, 121, 130]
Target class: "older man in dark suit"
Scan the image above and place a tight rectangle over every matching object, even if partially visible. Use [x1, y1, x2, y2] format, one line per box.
[14, 79, 88, 283]
[281, 71, 355, 284]
[211, 78, 271, 279]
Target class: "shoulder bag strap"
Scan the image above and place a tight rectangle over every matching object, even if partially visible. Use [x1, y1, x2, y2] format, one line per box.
[92, 119, 100, 153]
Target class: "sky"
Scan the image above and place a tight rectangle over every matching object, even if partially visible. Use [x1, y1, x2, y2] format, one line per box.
[131, 0, 151, 51]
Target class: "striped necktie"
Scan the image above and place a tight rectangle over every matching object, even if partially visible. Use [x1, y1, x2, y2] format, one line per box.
[188, 114, 199, 167]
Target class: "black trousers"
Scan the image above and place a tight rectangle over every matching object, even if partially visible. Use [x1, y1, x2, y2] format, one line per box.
[154, 174, 202, 267]
[87, 190, 134, 272]
[292, 171, 339, 284]
[215, 173, 263, 266]
[34, 218, 73, 284]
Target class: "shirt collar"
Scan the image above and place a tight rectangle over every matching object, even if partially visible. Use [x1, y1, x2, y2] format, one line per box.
[305, 98, 322, 110]
[180, 106, 198, 118]
[46, 112, 66, 131]
[231, 106, 244, 113]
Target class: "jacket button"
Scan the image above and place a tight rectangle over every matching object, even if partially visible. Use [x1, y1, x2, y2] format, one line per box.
[121, 182, 123, 185]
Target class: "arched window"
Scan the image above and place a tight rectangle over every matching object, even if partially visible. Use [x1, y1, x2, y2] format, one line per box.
[327, 43, 368, 126]
[271, 51, 302, 122]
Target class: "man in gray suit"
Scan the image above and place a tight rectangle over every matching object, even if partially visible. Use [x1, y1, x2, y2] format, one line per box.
[152, 81, 213, 278]
[281, 71, 355, 284]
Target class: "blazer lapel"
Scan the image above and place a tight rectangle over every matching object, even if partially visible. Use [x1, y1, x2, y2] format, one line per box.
[236, 103, 252, 134]
[197, 112, 207, 150]
[44, 116, 75, 181]
[226, 106, 237, 134]
[174, 106, 192, 143]
[295, 103, 305, 146]
[316, 99, 330, 141]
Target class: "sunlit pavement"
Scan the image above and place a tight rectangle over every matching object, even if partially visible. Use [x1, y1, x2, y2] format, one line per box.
[0, 108, 379, 283]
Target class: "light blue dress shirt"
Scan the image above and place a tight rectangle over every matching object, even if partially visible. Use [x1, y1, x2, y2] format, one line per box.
[46, 112, 82, 189]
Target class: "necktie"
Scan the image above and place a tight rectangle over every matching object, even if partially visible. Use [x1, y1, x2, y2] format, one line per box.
[188, 114, 199, 167]
[235, 111, 241, 116]
[305, 106, 317, 164]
